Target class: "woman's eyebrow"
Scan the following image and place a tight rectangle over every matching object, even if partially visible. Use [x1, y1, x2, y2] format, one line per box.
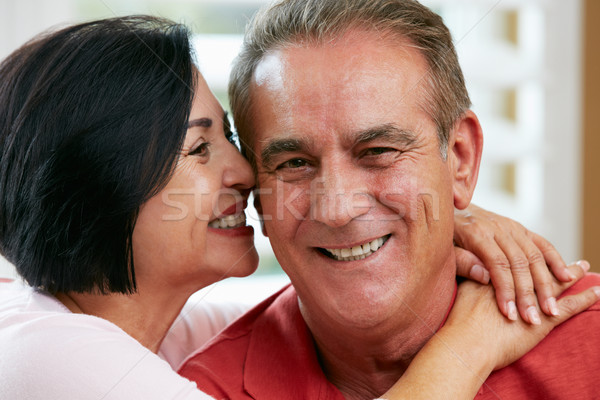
[187, 118, 213, 128]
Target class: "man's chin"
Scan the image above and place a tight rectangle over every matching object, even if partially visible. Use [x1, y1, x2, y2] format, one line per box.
[301, 284, 409, 330]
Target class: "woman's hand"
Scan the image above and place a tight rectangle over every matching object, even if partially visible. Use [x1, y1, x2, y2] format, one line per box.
[446, 261, 599, 371]
[380, 262, 599, 400]
[454, 203, 578, 324]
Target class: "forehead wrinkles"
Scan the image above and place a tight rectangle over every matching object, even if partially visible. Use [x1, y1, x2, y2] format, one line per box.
[273, 36, 425, 103]
[248, 32, 431, 152]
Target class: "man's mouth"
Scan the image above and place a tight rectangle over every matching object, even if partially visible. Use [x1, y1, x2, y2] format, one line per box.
[208, 213, 247, 229]
[318, 234, 391, 261]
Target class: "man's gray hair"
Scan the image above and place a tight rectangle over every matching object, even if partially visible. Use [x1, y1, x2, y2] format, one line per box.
[229, 0, 471, 163]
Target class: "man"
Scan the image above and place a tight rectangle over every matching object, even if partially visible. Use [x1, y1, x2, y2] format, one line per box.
[179, 0, 600, 398]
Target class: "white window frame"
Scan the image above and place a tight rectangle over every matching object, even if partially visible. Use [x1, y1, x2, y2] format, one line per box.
[0, 0, 584, 281]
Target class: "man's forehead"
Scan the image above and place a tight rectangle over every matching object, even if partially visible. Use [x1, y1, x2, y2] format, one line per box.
[253, 51, 286, 93]
[246, 29, 433, 158]
[251, 29, 424, 84]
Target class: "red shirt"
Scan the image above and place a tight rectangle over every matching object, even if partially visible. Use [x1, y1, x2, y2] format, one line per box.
[179, 275, 600, 400]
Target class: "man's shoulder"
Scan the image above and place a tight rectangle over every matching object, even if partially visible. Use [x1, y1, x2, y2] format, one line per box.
[478, 273, 600, 399]
[520, 272, 600, 351]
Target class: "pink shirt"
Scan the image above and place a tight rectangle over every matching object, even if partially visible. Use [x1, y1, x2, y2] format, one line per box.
[0, 280, 248, 400]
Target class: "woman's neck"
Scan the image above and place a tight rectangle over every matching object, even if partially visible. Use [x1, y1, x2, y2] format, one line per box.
[56, 284, 195, 353]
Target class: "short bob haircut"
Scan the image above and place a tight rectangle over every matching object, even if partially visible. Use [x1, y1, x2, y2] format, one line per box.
[0, 16, 195, 294]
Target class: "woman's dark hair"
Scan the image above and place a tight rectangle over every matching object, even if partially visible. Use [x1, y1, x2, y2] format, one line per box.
[0, 16, 195, 294]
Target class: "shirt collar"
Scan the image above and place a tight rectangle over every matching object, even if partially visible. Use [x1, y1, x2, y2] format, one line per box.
[243, 281, 458, 399]
[244, 285, 344, 400]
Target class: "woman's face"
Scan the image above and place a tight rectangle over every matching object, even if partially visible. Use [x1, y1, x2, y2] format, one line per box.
[132, 74, 258, 290]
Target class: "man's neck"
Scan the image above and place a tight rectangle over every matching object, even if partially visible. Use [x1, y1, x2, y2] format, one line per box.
[299, 275, 456, 400]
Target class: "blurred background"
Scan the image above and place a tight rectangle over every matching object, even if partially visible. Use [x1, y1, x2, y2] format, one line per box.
[0, 0, 598, 303]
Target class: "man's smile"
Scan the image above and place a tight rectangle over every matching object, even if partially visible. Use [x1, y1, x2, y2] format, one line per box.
[317, 234, 391, 261]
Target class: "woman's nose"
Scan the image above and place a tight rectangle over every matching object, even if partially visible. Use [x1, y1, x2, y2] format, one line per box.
[222, 143, 255, 191]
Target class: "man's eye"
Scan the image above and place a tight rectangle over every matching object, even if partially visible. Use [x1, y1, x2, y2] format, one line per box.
[364, 147, 394, 156]
[189, 142, 210, 157]
[279, 158, 308, 169]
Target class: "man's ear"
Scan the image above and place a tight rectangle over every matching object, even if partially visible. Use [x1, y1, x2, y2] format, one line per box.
[253, 192, 268, 237]
[449, 110, 483, 210]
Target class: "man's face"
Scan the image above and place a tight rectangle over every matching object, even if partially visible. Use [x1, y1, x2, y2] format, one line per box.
[249, 31, 459, 328]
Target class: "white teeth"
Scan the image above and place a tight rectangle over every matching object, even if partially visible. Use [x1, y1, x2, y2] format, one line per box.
[323, 236, 389, 262]
[208, 213, 246, 229]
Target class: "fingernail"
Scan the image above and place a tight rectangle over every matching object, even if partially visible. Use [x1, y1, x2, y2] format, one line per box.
[470, 264, 489, 283]
[482, 268, 490, 284]
[546, 297, 560, 316]
[507, 301, 518, 321]
[577, 260, 591, 273]
[527, 306, 542, 325]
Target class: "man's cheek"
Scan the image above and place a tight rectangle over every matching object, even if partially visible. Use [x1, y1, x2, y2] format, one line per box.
[377, 191, 409, 221]
[376, 177, 420, 221]
[257, 183, 309, 226]
[377, 173, 448, 223]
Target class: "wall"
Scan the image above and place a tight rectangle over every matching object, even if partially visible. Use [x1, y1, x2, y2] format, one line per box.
[584, 0, 600, 272]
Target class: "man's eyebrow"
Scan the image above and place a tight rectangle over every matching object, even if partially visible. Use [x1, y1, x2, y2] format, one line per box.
[260, 137, 312, 167]
[353, 124, 417, 147]
[187, 118, 213, 129]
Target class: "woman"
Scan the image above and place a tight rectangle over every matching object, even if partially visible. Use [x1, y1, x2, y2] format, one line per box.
[0, 16, 596, 400]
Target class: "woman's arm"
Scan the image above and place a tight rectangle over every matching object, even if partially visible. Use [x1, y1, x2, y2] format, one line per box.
[380, 262, 599, 400]
[161, 299, 251, 369]
[454, 204, 576, 323]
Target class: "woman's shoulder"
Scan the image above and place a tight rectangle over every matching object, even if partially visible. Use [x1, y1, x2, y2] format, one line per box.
[0, 279, 74, 328]
[0, 280, 141, 371]
[0, 279, 126, 334]
[0, 281, 210, 400]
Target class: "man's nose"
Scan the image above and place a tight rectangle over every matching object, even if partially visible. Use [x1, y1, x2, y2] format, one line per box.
[309, 171, 373, 227]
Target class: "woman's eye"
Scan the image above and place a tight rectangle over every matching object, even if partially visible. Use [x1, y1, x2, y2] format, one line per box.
[279, 158, 308, 169]
[189, 142, 210, 157]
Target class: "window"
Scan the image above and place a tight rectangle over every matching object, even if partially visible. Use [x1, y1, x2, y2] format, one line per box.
[0, 1, 583, 300]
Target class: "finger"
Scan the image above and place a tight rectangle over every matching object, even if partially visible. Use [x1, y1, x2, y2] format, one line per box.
[529, 232, 573, 282]
[528, 260, 560, 317]
[552, 285, 600, 323]
[508, 230, 559, 318]
[493, 231, 540, 324]
[452, 207, 517, 318]
[454, 247, 489, 284]
[551, 260, 591, 296]
[467, 235, 517, 321]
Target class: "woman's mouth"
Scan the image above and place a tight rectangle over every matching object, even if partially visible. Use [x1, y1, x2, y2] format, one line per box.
[208, 213, 247, 229]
